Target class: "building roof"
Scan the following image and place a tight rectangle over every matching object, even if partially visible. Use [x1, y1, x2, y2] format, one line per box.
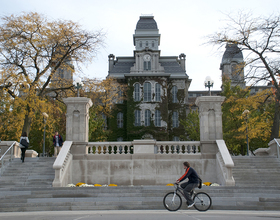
[160, 61, 184, 73]
[221, 44, 243, 64]
[110, 61, 135, 74]
[136, 16, 158, 30]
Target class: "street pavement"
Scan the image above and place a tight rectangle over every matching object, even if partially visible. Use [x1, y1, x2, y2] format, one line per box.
[0, 210, 279, 220]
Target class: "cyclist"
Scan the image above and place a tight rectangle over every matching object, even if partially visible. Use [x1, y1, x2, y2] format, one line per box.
[176, 161, 199, 208]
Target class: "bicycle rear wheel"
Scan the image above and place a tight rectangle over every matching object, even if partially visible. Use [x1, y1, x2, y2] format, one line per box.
[193, 192, 212, 211]
[163, 192, 182, 211]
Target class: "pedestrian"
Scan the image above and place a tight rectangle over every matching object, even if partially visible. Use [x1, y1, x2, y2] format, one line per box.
[53, 131, 63, 157]
[176, 161, 200, 208]
[19, 132, 29, 163]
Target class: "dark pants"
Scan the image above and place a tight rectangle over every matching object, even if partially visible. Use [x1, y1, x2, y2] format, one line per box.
[21, 148, 26, 162]
[181, 182, 199, 205]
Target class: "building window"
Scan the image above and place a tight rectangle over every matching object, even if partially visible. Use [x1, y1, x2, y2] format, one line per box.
[117, 90, 123, 104]
[172, 85, 178, 103]
[102, 113, 107, 130]
[173, 111, 179, 128]
[146, 41, 148, 47]
[135, 110, 141, 126]
[134, 83, 140, 101]
[152, 41, 154, 47]
[155, 83, 161, 101]
[117, 137, 123, 141]
[117, 112, 123, 128]
[155, 110, 161, 127]
[145, 109, 151, 126]
[144, 61, 151, 70]
[144, 82, 152, 102]
[139, 41, 142, 47]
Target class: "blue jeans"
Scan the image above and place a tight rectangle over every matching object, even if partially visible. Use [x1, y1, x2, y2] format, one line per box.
[181, 182, 199, 205]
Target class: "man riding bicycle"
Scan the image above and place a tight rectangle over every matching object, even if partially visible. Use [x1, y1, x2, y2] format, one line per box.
[176, 161, 199, 208]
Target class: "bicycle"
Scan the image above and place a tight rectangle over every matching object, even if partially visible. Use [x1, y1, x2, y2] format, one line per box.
[163, 183, 212, 211]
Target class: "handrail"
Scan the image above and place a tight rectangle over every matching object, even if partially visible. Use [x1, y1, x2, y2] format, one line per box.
[0, 141, 16, 175]
[273, 138, 280, 159]
[0, 141, 16, 161]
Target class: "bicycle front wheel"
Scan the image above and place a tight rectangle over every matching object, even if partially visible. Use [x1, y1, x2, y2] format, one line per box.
[163, 192, 182, 211]
[193, 192, 212, 211]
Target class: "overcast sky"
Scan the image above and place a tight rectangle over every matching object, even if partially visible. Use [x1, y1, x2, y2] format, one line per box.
[1, 0, 279, 91]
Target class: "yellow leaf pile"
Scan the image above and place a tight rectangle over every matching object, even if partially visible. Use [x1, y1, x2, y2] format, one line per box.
[166, 183, 174, 186]
[75, 182, 86, 187]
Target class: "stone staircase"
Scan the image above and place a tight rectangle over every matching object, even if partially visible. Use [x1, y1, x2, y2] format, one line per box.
[0, 156, 280, 212]
[232, 156, 280, 187]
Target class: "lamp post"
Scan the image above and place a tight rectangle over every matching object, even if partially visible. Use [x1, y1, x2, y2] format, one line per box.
[73, 77, 84, 97]
[42, 112, 49, 157]
[204, 76, 214, 96]
[242, 109, 250, 156]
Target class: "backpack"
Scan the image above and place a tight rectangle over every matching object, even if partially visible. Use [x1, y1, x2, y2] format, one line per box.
[20, 138, 29, 148]
[198, 177, 202, 189]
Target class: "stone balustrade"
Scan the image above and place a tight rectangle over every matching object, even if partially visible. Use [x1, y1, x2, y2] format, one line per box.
[87, 141, 201, 155]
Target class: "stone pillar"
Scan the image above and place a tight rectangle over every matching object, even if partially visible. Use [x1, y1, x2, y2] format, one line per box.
[63, 97, 93, 142]
[195, 96, 225, 141]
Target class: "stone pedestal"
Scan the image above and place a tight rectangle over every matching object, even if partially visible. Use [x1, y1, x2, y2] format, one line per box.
[132, 140, 156, 154]
[195, 96, 225, 141]
[63, 97, 93, 142]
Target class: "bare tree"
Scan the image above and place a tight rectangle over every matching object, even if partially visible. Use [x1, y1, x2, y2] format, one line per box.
[207, 11, 280, 140]
[0, 12, 105, 135]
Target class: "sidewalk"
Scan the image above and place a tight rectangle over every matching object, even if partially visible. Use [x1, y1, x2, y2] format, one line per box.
[0, 210, 279, 220]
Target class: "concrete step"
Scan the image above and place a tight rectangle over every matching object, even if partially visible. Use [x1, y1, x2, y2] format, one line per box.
[0, 186, 279, 211]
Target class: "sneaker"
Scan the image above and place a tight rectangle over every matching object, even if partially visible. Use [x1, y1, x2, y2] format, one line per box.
[187, 202, 195, 208]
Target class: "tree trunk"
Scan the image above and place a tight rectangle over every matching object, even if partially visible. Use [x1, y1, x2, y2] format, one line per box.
[22, 105, 32, 136]
[270, 98, 280, 140]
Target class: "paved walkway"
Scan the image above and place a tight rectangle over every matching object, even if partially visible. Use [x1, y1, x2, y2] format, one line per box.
[0, 210, 279, 220]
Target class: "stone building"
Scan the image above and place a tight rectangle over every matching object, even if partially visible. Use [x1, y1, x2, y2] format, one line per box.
[107, 15, 191, 141]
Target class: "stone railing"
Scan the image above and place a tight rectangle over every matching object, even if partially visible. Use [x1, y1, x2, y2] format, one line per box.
[155, 141, 200, 154]
[87, 142, 133, 155]
[87, 141, 201, 155]
[216, 140, 235, 186]
[52, 141, 73, 187]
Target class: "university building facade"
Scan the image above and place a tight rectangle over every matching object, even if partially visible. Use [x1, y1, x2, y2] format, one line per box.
[106, 15, 191, 141]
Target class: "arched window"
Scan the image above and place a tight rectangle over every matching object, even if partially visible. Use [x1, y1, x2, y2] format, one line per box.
[172, 111, 179, 128]
[145, 109, 151, 126]
[144, 82, 151, 102]
[155, 83, 161, 101]
[117, 112, 123, 128]
[134, 110, 141, 126]
[155, 110, 161, 127]
[172, 85, 178, 103]
[134, 83, 140, 101]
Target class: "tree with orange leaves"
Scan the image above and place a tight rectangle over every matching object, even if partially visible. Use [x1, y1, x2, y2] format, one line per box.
[0, 12, 105, 138]
[208, 11, 280, 140]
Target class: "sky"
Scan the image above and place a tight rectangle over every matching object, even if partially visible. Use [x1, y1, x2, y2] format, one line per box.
[1, 0, 279, 91]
